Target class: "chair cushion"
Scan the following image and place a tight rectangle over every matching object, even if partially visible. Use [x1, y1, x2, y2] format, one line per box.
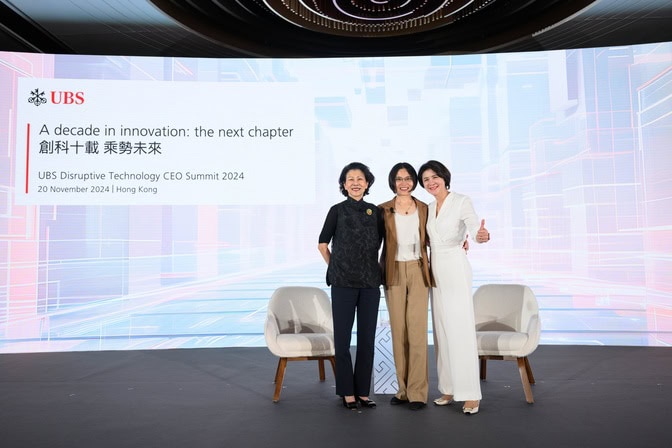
[272, 333, 335, 358]
[476, 331, 529, 356]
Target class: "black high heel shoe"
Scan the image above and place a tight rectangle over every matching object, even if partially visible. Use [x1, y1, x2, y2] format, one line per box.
[357, 397, 377, 408]
[342, 397, 358, 409]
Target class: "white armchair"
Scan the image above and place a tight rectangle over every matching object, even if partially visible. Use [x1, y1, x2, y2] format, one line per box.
[264, 286, 336, 402]
[473, 284, 541, 403]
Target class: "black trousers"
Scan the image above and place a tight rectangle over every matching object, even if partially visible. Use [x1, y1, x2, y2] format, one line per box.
[331, 286, 381, 397]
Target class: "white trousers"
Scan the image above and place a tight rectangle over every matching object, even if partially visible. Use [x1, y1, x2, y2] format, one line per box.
[430, 245, 482, 401]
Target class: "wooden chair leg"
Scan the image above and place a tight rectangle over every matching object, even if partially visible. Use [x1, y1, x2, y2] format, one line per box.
[524, 356, 535, 384]
[517, 357, 534, 404]
[318, 358, 326, 381]
[273, 358, 281, 383]
[479, 357, 487, 380]
[273, 358, 287, 402]
[272, 355, 336, 402]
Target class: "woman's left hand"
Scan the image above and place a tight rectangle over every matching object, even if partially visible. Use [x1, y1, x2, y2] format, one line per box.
[476, 219, 490, 243]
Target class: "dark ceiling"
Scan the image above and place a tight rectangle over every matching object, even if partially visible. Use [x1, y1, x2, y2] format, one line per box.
[1, 0, 672, 58]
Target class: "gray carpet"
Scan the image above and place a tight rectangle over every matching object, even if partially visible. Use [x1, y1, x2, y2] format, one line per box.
[1, 345, 670, 448]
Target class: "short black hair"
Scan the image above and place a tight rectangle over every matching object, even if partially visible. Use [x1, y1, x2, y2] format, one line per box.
[338, 162, 375, 197]
[387, 162, 418, 193]
[418, 160, 451, 190]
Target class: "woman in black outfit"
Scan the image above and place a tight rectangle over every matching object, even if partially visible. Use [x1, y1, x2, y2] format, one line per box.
[318, 162, 384, 410]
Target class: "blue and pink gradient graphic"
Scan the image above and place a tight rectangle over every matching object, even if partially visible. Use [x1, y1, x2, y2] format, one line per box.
[1, 44, 671, 353]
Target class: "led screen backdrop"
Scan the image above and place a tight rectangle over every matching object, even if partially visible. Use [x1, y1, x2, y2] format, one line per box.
[1, 43, 671, 353]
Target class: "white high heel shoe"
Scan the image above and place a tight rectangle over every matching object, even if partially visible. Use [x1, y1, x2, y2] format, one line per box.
[462, 401, 480, 414]
[433, 396, 454, 406]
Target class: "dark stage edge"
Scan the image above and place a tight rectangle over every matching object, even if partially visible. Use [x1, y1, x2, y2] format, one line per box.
[1, 345, 671, 448]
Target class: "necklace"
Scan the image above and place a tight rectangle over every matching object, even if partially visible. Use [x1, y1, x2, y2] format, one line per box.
[395, 198, 414, 214]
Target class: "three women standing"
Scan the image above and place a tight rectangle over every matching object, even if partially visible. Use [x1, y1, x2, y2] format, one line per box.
[318, 159, 490, 414]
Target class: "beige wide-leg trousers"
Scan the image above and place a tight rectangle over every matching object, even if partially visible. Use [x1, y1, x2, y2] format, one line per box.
[385, 260, 429, 403]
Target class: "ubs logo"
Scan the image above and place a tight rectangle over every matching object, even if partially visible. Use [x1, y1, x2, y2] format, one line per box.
[28, 88, 85, 106]
[28, 88, 47, 107]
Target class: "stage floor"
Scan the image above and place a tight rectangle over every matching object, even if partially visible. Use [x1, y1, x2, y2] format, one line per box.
[1, 344, 671, 448]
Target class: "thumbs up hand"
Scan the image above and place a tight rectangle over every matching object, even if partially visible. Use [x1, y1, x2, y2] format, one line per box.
[476, 219, 490, 243]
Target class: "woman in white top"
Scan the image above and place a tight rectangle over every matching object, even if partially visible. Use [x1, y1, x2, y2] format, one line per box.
[418, 160, 490, 415]
[378, 163, 434, 410]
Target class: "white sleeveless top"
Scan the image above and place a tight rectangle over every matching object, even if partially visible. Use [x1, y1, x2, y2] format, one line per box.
[394, 209, 421, 261]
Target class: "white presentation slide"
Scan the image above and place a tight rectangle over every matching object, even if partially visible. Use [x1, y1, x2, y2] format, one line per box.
[14, 78, 314, 205]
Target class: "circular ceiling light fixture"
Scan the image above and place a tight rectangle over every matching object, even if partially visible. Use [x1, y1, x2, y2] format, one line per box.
[264, 0, 496, 37]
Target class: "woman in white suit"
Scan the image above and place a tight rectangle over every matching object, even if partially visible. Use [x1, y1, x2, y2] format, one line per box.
[418, 160, 490, 415]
